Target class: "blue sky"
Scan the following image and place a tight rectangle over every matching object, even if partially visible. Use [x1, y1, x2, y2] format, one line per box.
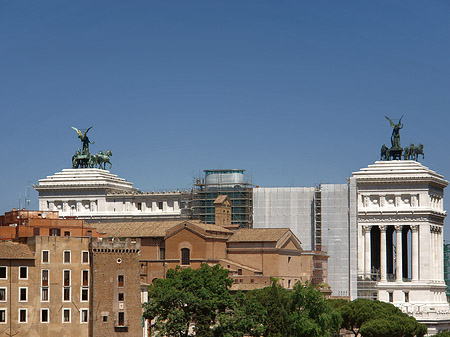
[2, 1, 450, 237]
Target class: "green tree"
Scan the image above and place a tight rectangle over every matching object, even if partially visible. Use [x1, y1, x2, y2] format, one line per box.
[360, 315, 426, 337]
[431, 332, 450, 337]
[338, 299, 426, 337]
[143, 264, 234, 337]
[289, 282, 342, 337]
[213, 291, 267, 337]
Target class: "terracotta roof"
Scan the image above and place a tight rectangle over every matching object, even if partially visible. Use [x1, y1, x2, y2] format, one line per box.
[92, 221, 183, 237]
[194, 223, 232, 234]
[220, 259, 262, 273]
[0, 242, 34, 259]
[214, 195, 229, 204]
[91, 220, 231, 238]
[227, 228, 291, 242]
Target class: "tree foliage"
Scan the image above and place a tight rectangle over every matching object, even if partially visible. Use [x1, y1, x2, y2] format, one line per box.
[431, 332, 450, 337]
[289, 282, 342, 337]
[143, 264, 234, 337]
[338, 299, 426, 337]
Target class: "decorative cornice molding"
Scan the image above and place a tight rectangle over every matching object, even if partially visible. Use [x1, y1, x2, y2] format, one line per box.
[359, 216, 428, 223]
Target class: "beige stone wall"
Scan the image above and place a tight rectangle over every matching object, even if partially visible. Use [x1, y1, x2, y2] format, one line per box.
[0, 236, 91, 337]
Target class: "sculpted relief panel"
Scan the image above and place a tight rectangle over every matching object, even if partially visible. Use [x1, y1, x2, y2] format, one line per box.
[360, 193, 421, 210]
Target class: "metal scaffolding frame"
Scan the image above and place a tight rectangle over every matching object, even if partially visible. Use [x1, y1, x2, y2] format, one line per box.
[190, 176, 253, 228]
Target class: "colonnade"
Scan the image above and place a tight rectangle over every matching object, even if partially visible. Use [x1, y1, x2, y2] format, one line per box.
[361, 224, 443, 282]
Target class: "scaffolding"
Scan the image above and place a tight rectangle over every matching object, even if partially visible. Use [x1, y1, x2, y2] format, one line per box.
[357, 273, 379, 300]
[444, 241, 450, 301]
[314, 187, 322, 250]
[190, 170, 253, 228]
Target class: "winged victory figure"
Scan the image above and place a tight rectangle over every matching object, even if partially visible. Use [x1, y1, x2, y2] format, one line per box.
[72, 126, 94, 154]
[385, 115, 403, 149]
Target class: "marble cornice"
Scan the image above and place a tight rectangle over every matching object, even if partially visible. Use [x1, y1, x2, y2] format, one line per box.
[356, 176, 448, 188]
[358, 213, 445, 225]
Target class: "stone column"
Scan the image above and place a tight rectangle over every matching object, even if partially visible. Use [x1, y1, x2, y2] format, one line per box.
[363, 225, 371, 277]
[438, 227, 443, 282]
[379, 225, 387, 281]
[411, 225, 419, 281]
[431, 226, 436, 281]
[395, 225, 403, 282]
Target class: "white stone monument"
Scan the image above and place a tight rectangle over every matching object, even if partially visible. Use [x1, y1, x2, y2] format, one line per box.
[35, 168, 189, 223]
[351, 160, 450, 334]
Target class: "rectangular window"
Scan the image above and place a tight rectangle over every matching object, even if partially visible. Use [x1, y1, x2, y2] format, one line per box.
[41, 287, 49, 302]
[181, 248, 190, 265]
[42, 270, 49, 287]
[64, 231, 70, 237]
[388, 292, 393, 303]
[81, 309, 88, 323]
[19, 287, 27, 302]
[63, 287, 71, 302]
[41, 309, 49, 323]
[0, 309, 6, 323]
[81, 288, 88, 302]
[405, 292, 409, 303]
[50, 228, 60, 236]
[102, 315, 108, 322]
[159, 247, 165, 260]
[42, 251, 49, 264]
[19, 309, 27, 323]
[0, 267, 6, 280]
[19, 266, 28, 280]
[33, 228, 40, 236]
[64, 270, 70, 287]
[63, 270, 71, 301]
[63, 251, 71, 264]
[82, 251, 89, 264]
[118, 312, 125, 326]
[62, 309, 70, 323]
[0, 288, 6, 302]
[158, 201, 163, 210]
[137, 202, 142, 211]
[118, 293, 124, 302]
[118, 275, 124, 288]
[82, 270, 89, 287]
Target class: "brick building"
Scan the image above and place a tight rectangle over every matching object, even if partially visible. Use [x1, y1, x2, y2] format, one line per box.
[91, 238, 141, 337]
[93, 219, 322, 290]
[0, 210, 142, 337]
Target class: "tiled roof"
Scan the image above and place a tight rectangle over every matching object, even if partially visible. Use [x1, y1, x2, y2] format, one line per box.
[214, 195, 229, 204]
[0, 242, 34, 259]
[91, 220, 231, 238]
[92, 221, 184, 237]
[227, 228, 291, 242]
[220, 259, 262, 273]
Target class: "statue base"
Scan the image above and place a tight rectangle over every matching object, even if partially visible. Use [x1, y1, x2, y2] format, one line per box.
[389, 147, 403, 160]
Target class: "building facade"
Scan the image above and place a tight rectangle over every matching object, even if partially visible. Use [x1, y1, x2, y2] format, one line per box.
[252, 184, 353, 298]
[91, 238, 142, 337]
[0, 237, 91, 337]
[351, 160, 450, 333]
[34, 169, 190, 223]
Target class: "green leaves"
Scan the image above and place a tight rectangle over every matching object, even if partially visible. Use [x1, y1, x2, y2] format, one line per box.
[145, 265, 425, 337]
[144, 264, 235, 337]
[337, 299, 426, 337]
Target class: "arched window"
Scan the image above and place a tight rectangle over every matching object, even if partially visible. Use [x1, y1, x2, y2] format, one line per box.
[181, 248, 190, 265]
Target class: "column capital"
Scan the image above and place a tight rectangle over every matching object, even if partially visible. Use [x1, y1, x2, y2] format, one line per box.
[378, 225, 388, 232]
[394, 225, 403, 232]
[411, 225, 419, 233]
[430, 225, 442, 233]
[362, 225, 371, 234]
